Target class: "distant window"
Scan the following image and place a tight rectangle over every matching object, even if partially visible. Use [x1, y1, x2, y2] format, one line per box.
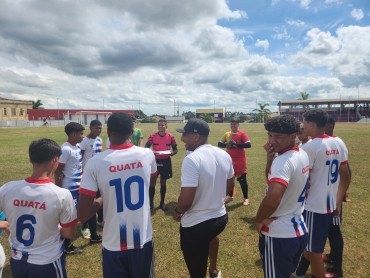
[3, 108, 6, 116]
[11, 108, 16, 116]
[20, 109, 24, 116]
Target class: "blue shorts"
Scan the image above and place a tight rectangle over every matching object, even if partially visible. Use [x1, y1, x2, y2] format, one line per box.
[11, 254, 66, 278]
[303, 210, 333, 253]
[259, 234, 308, 278]
[102, 240, 154, 278]
[70, 190, 79, 208]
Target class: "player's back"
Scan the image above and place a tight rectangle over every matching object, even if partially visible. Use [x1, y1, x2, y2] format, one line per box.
[0, 178, 76, 264]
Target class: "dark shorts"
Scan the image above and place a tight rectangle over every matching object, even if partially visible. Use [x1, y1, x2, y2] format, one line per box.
[303, 210, 333, 253]
[259, 234, 308, 278]
[11, 254, 66, 278]
[180, 214, 228, 278]
[102, 241, 154, 278]
[156, 157, 172, 180]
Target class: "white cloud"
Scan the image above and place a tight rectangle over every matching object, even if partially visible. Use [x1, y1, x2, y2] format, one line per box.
[351, 9, 364, 21]
[272, 27, 291, 40]
[255, 39, 269, 50]
[300, 0, 311, 9]
[287, 19, 305, 26]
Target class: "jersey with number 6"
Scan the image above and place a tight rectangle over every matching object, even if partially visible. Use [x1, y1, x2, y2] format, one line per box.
[80, 143, 157, 251]
[0, 178, 77, 265]
[301, 135, 348, 214]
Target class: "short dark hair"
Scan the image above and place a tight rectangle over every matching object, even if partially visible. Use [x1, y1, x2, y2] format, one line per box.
[90, 120, 102, 127]
[264, 115, 300, 134]
[303, 109, 328, 128]
[29, 139, 62, 164]
[107, 112, 133, 136]
[230, 117, 240, 123]
[327, 116, 335, 127]
[65, 122, 85, 135]
[158, 119, 167, 125]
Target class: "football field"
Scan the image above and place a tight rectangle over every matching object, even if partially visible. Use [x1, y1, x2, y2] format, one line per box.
[0, 122, 369, 277]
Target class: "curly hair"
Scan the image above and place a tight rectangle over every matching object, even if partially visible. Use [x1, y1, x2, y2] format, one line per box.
[65, 122, 85, 135]
[264, 115, 300, 134]
[29, 138, 62, 164]
[303, 109, 328, 128]
[107, 112, 133, 136]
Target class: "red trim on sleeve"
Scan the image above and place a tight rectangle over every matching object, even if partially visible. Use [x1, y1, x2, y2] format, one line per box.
[79, 188, 97, 197]
[340, 160, 348, 165]
[109, 143, 134, 150]
[151, 170, 158, 177]
[312, 134, 330, 139]
[268, 178, 288, 187]
[60, 218, 79, 228]
[25, 177, 54, 184]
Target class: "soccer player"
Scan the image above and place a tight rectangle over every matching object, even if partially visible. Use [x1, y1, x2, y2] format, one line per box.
[255, 115, 309, 278]
[218, 117, 251, 206]
[0, 138, 77, 277]
[297, 122, 311, 146]
[294, 110, 350, 278]
[175, 118, 234, 278]
[106, 116, 143, 148]
[78, 112, 157, 278]
[0, 212, 9, 277]
[145, 119, 178, 211]
[55, 122, 85, 255]
[79, 120, 103, 242]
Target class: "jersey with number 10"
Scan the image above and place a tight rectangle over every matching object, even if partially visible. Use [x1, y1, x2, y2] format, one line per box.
[80, 143, 157, 251]
[301, 135, 348, 214]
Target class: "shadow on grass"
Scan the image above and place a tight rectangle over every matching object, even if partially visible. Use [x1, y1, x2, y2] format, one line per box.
[151, 201, 178, 217]
[240, 216, 257, 231]
[255, 258, 263, 268]
[225, 202, 243, 211]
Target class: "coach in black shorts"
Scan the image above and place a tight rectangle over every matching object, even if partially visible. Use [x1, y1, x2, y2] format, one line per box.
[145, 119, 178, 211]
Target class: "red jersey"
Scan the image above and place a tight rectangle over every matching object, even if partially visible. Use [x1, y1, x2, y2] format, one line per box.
[220, 131, 250, 158]
[146, 132, 177, 159]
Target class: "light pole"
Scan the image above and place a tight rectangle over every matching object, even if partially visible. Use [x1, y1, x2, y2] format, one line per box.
[57, 98, 59, 123]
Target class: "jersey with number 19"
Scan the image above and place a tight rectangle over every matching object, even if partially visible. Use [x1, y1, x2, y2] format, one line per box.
[0, 178, 77, 265]
[80, 143, 157, 251]
[301, 135, 348, 214]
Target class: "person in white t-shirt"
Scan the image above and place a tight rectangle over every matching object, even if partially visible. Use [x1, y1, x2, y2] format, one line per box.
[54, 122, 85, 255]
[256, 115, 309, 278]
[293, 110, 350, 278]
[0, 138, 77, 278]
[78, 112, 157, 278]
[79, 120, 103, 241]
[174, 118, 234, 278]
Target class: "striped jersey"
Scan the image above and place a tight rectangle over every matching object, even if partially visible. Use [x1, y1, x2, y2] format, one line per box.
[0, 178, 77, 265]
[80, 143, 157, 251]
[301, 135, 349, 214]
[262, 147, 309, 238]
[59, 141, 82, 192]
[80, 135, 103, 167]
[146, 132, 177, 159]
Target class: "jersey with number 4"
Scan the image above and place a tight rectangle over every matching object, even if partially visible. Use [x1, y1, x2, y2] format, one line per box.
[80, 143, 157, 251]
[0, 178, 77, 265]
[262, 147, 309, 238]
[80, 135, 103, 167]
[302, 135, 348, 214]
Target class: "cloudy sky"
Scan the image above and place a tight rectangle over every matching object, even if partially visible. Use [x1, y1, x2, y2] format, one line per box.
[0, 0, 369, 115]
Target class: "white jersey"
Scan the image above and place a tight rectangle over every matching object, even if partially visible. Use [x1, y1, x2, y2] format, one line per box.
[59, 141, 82, 191]
[0, 178, 77, 265]
[302, 135, 348, 214]
[262, 147, 309, 238]
[299, 138, 312, 147]
[80, 143, 157, 251]
[106, 138, 111, 149]
[180, 144, 234, 228]
[80, 135, 103, 167]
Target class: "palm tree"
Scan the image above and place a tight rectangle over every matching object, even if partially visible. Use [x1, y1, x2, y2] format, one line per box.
[32, 99, 44, 109]
[298, 92, 309, 100]
[253, 103, 271, 123]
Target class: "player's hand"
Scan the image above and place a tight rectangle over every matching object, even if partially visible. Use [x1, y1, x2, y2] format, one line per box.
[333, 205, 341, 218]
[264, 141, 275, 160]
[0, 221, 10, 235]
[255, 217, 277, 238]
[152, 150, 157, 155]
[174, 212, 182, 222]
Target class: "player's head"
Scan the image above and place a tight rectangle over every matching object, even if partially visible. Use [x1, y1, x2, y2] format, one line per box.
[65, 122, 85, 143]
[158, 119, 167, 133]
[176, 118, 210, 151]
[89, 120, 102, 137]
[303, 109, 328, 136]
[230, 117, 240, 132]
[325, 116, 335, 136]
[297, 122, 309, 142]
[29, 138, 62, 166]
[264, 115, 299, 153]
[107, 112, 133, 143]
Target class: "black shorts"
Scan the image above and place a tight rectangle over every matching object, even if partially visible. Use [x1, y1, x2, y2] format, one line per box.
[156, 157, 172, 180]
[180, 213, 228, 278]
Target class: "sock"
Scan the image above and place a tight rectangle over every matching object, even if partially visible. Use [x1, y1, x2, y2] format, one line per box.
[295, 254, 310, 276]
[160, 186, 166, 204]
[237, 173, 249, 199]
[149, 187, 155, 205]
[87, 215, 98, 238]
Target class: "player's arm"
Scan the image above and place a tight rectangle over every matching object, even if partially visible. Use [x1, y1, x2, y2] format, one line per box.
[176, 187, 196, 215]
[255, 181, 285, 237]
[226, 177, 235, 196]
[263, 141, 275, 180]
[60, 224, 76, 239]
[235, 141, 251, 148]
[218, 141, 227, 148]
[77, 194, 103, 223]
[138, 138, 143, 147]
[54, 164, 65, 187]
[171, 144, 178, 156]
[335, 164, 350, 217]
[0, 220, 10, 235]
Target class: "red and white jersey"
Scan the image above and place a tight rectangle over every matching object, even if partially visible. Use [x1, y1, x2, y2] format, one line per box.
[80, 135, 103, 167]
[0, 178, 77, 265]
[299, 138, 312, 146]
[262, 147, 309, 238]
[301, 135, 349, 214]
[59, 141, 82, 191]
[80, 143, 157, 251]
[146, 132, 177, 159]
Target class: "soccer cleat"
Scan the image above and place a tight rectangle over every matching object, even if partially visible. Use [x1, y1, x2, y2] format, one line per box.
[81, 228, 91, 239]
[322, 254, 333, 264]
[325, 267, 343, 278]
[160, 202, 168, 211]
[64, 244, 83, 255]
[208, 269, 222, 278]
[242, 199, 250, 206]
[224, 197, 234, 203]
[90, 234, 103, 244]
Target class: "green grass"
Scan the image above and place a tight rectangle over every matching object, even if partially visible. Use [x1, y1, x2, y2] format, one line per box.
[0, 123, 369, 277]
